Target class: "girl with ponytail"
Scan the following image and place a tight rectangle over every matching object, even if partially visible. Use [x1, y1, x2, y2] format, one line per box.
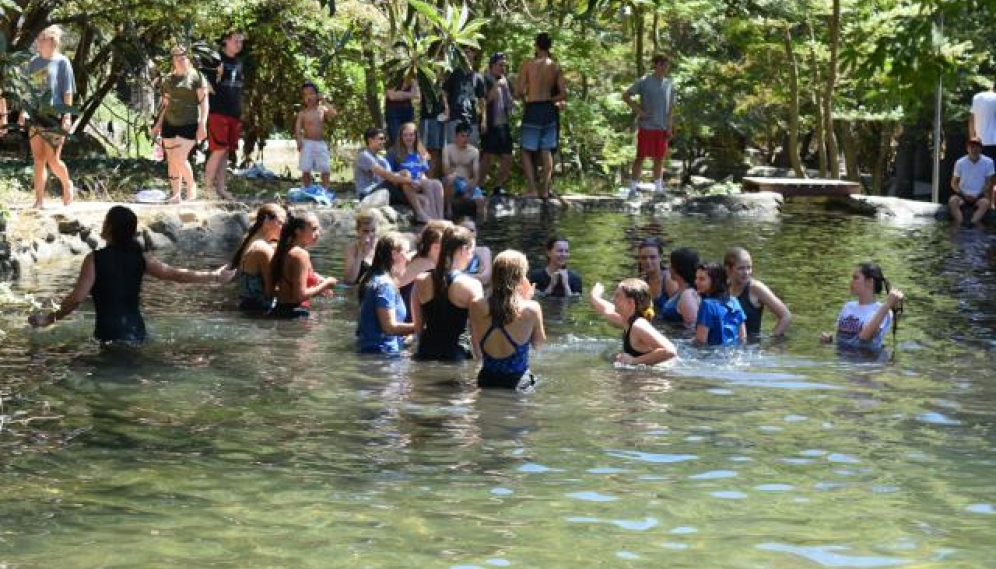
[694, 262, 747, 346]
[356, 232, 415, 354]
[269, 212, 337, 319]
[230, 203, 286, 311]
[469, 250, 546, 389]
[411, 225, 483, 360]
[821, 262, 904, 351]
[589, 278, 678, 365]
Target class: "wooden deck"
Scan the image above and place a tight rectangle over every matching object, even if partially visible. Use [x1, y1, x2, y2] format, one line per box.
[742, 176, 860, 197]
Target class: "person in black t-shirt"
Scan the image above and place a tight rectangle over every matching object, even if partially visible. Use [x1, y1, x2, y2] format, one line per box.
[204, 30, 246, 200]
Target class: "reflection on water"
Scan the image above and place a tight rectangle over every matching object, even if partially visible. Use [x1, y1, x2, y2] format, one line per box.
[2, 207, 996, 567]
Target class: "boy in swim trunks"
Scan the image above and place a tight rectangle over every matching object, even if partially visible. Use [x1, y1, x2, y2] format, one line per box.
[515, 32, 567, 199]
[295, 82, 337, 189]
[442, 122, 487, 221]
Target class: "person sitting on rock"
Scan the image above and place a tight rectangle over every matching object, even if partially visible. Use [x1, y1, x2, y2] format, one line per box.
[949, 137, 994, 226]
[442, 122, 487, 220]
[354, 126, 419, 210]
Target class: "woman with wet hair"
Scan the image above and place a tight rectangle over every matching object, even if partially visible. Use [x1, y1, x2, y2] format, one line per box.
[457, 216, 492, 289]
[398, 219, 451, 318]
[694, 262, 746, 346]
[28, 205, 235, 343]
[411, 225, 483, 360]
[658, 247, 699, 327]
[635, 237, 674, 318]
[269, 212, 336, 319]
[469, 250, 546, 388]
[356, 232, 416, 354]
[590, 278, 677, 365]
[724, 246, 791, 336]
[229, 203, 286, 312]
[821, 262, 904, 351]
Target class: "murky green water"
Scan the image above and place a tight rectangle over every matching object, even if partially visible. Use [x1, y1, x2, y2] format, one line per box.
[2, 205, 995, 568]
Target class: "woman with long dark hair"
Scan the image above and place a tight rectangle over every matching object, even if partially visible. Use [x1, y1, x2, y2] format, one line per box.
[694, 262, 746, 346]
[635, 237, 674, 318]
[28, 205, 234, 343]
[399, 219, 451, 316]
[658, 247, 700, 327]
[268, 212, 336, 319]
[229, 203, 285, 312]
[821, 262, 904, 351]
[469, 250, 546, 389]
[411, 225, 483, 360]
[388, 121, 445, 222]
[356, 232, 415, 354]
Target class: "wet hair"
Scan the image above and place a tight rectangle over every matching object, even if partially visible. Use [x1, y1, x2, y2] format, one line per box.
[364, 127, 385, 143]
[618, 278, 655, 320]
[392, 121, 426, 159]
[270, 212, 315, 288]
[670, 247, 699, 285]
[723, 246, 750, 269]
[432, 225, 474, 297]
[489, 250, 528, 326]
[230, 203, 285, 268]
[302, 82, 319, 94]
[536, 32, 552, 51]
[102, 206, 141, 252]
[697, 262, 729, 299]
[857, 262, 903, 340]
[357, 231, 407, 301]
[415, 219, 451, 258]
[455, 121, 472, 136]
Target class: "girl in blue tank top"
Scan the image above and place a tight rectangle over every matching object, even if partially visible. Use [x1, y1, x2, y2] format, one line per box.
[694, 262, 746, 346]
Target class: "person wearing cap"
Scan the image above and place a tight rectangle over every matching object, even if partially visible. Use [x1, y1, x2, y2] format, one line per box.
[480, 52, 515, 196]
[203, 30, 246, 200]
[152, 44, 209, 203]
[949, 138, 994, 226]
[969, 78, 996, 163]
[622, 54, 675, 199]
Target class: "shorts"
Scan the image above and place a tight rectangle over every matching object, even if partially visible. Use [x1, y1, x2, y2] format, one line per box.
[299, 139, 331, 173]
[636, 128, 669, 159]
[521, 101, 558, 151]
[162, 122, 197, 140]
[359, 182, 407, 206]
[421, 118, 446, 150]
[453, 176, 484, 200]
[477, 368, 536, 390]
[208, 113, 241, 152]
[445, 120, 480, 145]
[482, 124, 513, 155]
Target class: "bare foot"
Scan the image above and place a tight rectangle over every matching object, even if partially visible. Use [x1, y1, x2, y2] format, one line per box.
[167, 194, 182, 204]
[32, 201, 45, 210]
[216, 189, 233, 200]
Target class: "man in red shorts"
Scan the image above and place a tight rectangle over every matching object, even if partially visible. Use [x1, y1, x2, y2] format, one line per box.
[623, 54, 675, 199]
[203, 30, 245, 200]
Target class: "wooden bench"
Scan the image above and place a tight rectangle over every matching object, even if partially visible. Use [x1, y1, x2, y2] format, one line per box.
[742, 176, 861, 197]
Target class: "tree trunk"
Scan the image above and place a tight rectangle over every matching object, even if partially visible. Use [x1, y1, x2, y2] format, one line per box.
[361, 28, 383, 128]
[634, 5, 645, 77]
[781, 25, 805, 178]
[839, 120, 860, 182]
[823, 0, 841, 179]
[871, 121, 894, 195]
[652, 11, 659, 55]
[807, 22, 827, 177]
[77, 59, 122, 134]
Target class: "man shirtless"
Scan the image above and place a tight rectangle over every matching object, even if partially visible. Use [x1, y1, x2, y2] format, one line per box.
[442, 122, 487, 220]
[516, 32, 567, 199]
[295, 82, 337, 189]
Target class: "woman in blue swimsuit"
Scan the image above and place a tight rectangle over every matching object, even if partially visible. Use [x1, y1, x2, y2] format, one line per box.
[469, 250, 546, 389]
[659, 247, 699, 327]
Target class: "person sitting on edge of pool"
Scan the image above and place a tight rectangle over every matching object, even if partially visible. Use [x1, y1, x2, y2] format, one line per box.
[821, 262, 904, 352]
[589, 278, 678, 365]
[469, 250, 546, 389]
[268, 212, 337, 319]
[658, 246, 699, 327]
[694, 262, 746, 347]
[28, 205, 236, 344]
[635, 236, 675, 319]
[528, 235, 581, 297]
[229, 203, 286, 312]
[724, 246, 791, 337]
[411, 224, 483, 361]
[356, 232, 416, 354]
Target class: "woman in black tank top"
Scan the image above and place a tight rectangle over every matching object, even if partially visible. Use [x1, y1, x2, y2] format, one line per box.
[28, 206, 236, 343]
[724, 247, 792, 336]
[589, 277, 677, 366]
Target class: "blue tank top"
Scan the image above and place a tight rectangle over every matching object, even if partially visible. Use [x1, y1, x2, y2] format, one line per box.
[466, 252, 481, 275]
[480, 324, 530, 375]
[659, 287, 689, 323]
[238, 271, 269, 311]
[737, 282, 764, 335]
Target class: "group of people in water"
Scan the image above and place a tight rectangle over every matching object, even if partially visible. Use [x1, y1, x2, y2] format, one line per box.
[28, 204, 905, 390]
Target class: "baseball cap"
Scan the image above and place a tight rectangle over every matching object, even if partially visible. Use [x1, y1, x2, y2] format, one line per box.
[489, 52, 506, 65]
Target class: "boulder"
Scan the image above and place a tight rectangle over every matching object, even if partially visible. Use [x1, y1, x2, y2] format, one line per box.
[838, 195, 947, 223]
[680, 191, 783, 217]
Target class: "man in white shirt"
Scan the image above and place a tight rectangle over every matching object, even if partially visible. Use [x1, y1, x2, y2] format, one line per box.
[950, 138, 994, 226]
[969, 81, 996, 162]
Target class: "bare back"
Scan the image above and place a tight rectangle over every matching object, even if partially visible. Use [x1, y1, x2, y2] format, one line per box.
[518, 57, 564, 103]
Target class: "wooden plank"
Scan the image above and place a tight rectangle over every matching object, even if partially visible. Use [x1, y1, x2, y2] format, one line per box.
[742, 176, 860, 197]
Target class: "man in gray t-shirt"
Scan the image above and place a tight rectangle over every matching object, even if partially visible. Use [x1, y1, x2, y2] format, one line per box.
[623, 54, 675, 197]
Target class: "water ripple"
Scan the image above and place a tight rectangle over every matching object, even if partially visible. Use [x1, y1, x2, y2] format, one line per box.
[607, 450, 698, 463]
[757, 543, 910, 567]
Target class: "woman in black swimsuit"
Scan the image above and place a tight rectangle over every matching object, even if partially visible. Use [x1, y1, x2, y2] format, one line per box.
[589, 278, 677, 365]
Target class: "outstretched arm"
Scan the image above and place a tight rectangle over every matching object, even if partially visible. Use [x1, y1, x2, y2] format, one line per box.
[145, 254, 235, 284]
[589, 282, 625, 328]
[29, 253, 96, 327]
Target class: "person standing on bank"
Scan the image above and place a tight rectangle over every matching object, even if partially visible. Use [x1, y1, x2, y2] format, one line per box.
[28, 206, 235, 344]
[623, 54, 675, 199]
[479, 52, 515, 196]
[949, 138, 994, 226]
[152, 45, 209, 203]
[19, 26, 76, 209]
[969, 78, 996, 163]
[442, 46, 487, 145]
[516, 32, 567, 199]
[203, 30, 245, 200]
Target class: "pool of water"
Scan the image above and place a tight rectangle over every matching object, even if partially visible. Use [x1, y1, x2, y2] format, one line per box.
[2, 205, 996, 568]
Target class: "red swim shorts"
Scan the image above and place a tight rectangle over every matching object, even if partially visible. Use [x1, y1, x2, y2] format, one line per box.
[636, 128, 669, 160]
[207, 113, 242, 152]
